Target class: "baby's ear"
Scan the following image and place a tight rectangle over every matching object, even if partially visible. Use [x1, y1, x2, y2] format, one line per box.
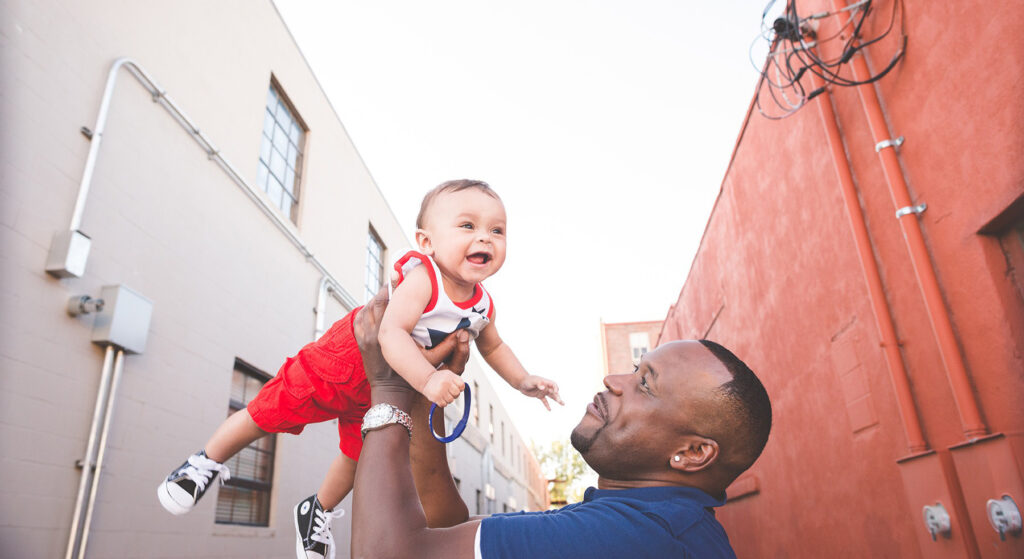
[415, 229, 433, 255]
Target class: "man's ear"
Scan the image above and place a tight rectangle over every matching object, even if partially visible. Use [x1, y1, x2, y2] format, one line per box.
[415, 229, 433, 255]
[669, 435, 719, 472]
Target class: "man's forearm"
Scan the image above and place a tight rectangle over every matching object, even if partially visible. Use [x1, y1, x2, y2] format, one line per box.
[351, 391, 477, 559]
[410, 397, 470, 527]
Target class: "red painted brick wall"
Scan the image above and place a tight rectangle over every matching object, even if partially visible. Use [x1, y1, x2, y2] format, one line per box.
[659, 1, 1024, 556]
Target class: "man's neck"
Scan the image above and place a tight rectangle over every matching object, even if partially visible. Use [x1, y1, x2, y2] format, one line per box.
[597, 477, 674, 490]
[596, 476, 721, 494]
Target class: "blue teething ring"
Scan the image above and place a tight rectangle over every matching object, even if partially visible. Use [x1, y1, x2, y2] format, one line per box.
[429, 384, 471, 443]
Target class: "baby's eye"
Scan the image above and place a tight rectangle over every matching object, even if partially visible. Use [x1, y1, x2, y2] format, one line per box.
[491, 227, 504, 235]
[460, 223, 474, 230]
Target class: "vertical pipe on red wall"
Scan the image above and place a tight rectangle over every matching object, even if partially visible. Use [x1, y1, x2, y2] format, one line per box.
[811, 75, 929, 453]
[832, 0, 988, 438]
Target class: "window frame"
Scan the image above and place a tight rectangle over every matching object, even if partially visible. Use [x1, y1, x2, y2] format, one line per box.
[365, 225, 386, 302]
[257, 77, 308, 223]
[214, 359, 276, 527]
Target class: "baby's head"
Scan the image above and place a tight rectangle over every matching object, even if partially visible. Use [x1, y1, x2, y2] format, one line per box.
[415, 179, 507, 288]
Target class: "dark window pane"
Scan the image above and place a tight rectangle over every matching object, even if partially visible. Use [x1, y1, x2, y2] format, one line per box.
[216, 363, 275, 526]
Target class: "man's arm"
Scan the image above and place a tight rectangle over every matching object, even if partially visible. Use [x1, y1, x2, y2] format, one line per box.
[412, 332, 470, 528]
[351, 287, 480, 559]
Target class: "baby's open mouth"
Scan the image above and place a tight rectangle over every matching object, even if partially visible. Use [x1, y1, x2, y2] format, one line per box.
[467, 253, 491, 265]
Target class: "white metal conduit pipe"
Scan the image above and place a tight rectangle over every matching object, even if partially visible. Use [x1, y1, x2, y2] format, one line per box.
[64, 346, 125, 559]
[68, 57, 357, 313]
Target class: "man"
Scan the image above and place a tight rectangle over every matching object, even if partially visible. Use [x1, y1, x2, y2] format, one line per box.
[350, 288, 772, 558]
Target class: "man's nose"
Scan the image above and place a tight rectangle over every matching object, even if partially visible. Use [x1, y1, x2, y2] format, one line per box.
[603, 373, 626, 395]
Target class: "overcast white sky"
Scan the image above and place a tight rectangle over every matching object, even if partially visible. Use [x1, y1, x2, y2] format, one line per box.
[273, 0, 776, 445]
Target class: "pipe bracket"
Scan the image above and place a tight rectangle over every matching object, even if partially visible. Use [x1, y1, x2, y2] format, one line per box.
[875, 136, 904, 152]
[895, 203, 927, 220]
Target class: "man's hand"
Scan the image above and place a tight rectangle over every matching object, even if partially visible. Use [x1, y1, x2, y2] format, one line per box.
[355, 284, 471, 392]
[517, 374, 565, 411]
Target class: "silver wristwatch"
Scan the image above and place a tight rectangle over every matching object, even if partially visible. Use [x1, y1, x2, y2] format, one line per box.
[361, 403, 413, 439]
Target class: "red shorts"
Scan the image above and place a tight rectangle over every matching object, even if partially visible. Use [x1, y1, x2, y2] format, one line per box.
[247, 307, 370, 461]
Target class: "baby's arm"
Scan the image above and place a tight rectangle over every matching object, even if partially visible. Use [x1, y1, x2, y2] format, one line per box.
[475, 316, 563, 410]
[378, 266, 464, 406]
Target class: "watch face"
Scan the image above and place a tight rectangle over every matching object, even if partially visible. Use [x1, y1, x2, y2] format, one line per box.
[365, 404, 395, 427]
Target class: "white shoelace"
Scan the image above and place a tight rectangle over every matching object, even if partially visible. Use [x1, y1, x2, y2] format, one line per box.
[183, 453, 231, 491]
[310, 507, 346, 559]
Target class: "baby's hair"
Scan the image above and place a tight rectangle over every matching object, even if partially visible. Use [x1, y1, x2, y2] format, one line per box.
[416, 179, 501, 229]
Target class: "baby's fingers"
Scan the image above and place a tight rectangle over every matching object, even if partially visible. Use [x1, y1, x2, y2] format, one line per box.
[548, 387, 564, 406]
[538, 394, 551, 411]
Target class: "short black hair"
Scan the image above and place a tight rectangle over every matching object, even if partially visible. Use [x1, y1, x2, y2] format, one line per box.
[699, 339, 772, 469]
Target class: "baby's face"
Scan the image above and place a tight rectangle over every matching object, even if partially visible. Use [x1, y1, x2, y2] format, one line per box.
[417, 188, 507, 290]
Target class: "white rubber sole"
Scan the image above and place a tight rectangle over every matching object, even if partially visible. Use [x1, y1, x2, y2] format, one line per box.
[293, 502, 306, 559]
[157, 481, 192, 515]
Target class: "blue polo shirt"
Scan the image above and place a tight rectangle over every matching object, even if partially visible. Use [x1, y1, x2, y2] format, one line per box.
[479, 485, 736, 559]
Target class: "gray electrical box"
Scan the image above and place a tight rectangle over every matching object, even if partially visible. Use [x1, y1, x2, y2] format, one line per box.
[45, 230, 92, 278]
[91, 285, 154, 354]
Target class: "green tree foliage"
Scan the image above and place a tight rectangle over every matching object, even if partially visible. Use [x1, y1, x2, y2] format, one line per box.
[530, 439, 595, 508]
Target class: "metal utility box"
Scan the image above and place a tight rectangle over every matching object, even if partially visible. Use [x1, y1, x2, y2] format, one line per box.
[45, 230, 92, 278]
[91, 285, 154, 354]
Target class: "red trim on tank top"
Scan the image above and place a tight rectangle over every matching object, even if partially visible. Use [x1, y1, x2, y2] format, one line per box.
[393, 251, 439, 313]
[453, 284, 484, 310]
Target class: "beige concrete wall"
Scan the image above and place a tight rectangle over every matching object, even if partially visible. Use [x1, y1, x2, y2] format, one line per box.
[0, 1, 408, 557]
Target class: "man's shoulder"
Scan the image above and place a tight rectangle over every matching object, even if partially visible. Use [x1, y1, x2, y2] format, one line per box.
[480, 491, 735, 559]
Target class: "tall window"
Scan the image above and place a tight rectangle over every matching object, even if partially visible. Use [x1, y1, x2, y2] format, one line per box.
[365, 227, 386, 302]
[216, 360, 276, 526]
[257, 81, 306, 221]
[489, 404, 495, 443]
[629, 332, 650, 365]
[472, 381, 480, 426]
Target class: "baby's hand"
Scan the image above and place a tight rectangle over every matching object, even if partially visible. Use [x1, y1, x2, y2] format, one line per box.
[422, 369, 465, 407]
[517, 375, 564, 411]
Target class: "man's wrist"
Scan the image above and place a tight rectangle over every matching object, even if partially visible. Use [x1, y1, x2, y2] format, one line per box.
[371, 387, 416, 409]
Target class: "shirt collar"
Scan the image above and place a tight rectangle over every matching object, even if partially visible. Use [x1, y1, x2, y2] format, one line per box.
[583, 485, 727, 508]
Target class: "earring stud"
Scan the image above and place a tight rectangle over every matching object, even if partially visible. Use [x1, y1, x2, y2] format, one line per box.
[673, 456, 681, 462]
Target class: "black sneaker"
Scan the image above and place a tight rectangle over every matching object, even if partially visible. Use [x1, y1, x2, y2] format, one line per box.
[294, 494, 346, 559]
[156, 450, 231, 515]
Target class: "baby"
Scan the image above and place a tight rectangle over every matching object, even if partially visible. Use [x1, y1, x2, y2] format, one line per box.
[157, 179, 559, 559]
[381, 179, 561, 410]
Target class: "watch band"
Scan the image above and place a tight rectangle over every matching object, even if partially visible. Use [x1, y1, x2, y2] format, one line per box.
[361, 403, 413, 439]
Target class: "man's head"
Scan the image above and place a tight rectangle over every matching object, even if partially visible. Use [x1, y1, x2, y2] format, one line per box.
[571, 340, 771, 494]
[414, 180, 507, 290]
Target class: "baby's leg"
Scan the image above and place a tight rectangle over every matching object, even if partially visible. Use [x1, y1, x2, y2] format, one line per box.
[203, 408, 269, 462]
[158, 409, 268, 515]
[317, 453, 357, 509]
[294, 453, 355, 558]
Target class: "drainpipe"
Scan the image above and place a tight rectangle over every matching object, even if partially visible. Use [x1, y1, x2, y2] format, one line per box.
[811, 73, 928, 453]
[315, 275, 356, 340]
[831, 0, 987, 438]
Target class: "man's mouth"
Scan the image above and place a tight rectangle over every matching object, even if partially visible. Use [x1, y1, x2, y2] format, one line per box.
[587, 393, 607, 421]
[467, 252, 492, 265]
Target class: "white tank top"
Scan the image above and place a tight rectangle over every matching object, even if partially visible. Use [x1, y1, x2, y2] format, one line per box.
[393, 251, 494, 349]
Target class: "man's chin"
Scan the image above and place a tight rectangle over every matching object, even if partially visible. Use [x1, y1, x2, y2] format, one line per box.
[570, 423, 600, 455]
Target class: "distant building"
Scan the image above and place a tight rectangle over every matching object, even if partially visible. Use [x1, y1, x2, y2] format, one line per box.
[443, 376, 550, 515]
[599, 320, 664, 379]
[0, 1, 542, 557]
